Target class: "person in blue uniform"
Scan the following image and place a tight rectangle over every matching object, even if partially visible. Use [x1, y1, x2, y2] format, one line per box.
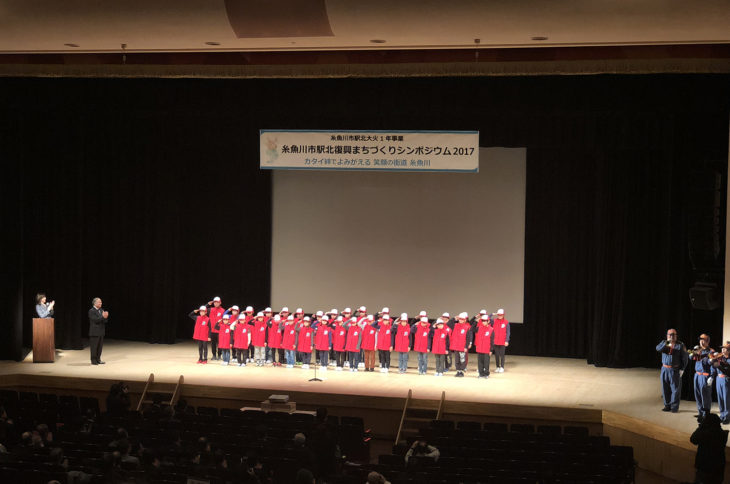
[691, 334, 715, 421]
[711, 342, 730, 425]
[656, 328, 688, 413]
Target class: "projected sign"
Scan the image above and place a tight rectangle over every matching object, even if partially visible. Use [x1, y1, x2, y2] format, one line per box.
[260, 129, 479, 172]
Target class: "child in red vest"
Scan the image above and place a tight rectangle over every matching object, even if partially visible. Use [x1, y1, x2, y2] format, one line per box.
[280, 315, 297, 368]
[297, 317, 314, 369]
[361, 315, 378, 372]
[393, 313, 412, 374]
[411, 317, 432, 375]
[473, 314, 493, 378]
[345, 317, 363, 372]
[375, 314, 394, 373]
[431, 318, 451, 376]
[189, 306, 210, 364]
[314, 317, 333, 372]
[218, 314, 233, 366]
[231, 315, 252, 367]
[492, 309, 510, 372]
[333, 316, 348, 371]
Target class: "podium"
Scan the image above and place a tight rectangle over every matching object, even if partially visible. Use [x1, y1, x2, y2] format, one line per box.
[32, 318, 55, 363]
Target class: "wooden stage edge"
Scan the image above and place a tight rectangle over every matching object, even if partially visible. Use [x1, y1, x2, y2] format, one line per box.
[1, 371, 726, 483]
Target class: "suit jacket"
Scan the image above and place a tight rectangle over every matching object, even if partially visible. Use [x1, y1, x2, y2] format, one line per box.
[88, 307, 107, 336]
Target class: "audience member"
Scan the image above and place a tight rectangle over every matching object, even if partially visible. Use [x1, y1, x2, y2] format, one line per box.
[690, 413, 728, 484]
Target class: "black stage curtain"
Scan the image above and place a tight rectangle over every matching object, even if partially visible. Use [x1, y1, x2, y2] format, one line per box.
[0, 75, 728, 368]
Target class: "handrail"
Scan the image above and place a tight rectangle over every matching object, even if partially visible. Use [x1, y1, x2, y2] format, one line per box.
[136, 373, 154, 412]
[436, 390, 446, 420]
[170, 375, 184, 406]
[395, 389, 412, 446]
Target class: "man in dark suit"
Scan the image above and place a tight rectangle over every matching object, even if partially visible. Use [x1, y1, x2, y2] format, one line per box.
[89, 297, 109, 365]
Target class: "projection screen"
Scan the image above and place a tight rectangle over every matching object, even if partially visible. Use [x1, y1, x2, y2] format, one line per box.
[271, 147, 525, 322]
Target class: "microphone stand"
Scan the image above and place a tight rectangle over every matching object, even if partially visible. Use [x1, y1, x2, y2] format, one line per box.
[309, 353, 323, 382]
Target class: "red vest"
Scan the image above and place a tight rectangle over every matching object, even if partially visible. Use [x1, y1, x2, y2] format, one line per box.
[251, 319, 268, 347]
[345, 324, 362, 352]
[193, 315, 209, 342]
[314, 324, 332, 351]
[474, 324, 492, 354]
[450, 322, 470, 351]
[218, 322, 232, 347]
[493, 319, 509, 345]
[267, 321, 283, 349]
[394, 323, 411, 352]
[361, 324, 377, 351]
[281, 323, 297, 350]
[413, 323, 431, 353]
[431, 327, 450, 355]
[333, 324, 348, 351]
[298, 326, 314, 352]
[377, 323, 393, 350]
[209, 306, 225, 334]
[233, 323, 251, 349]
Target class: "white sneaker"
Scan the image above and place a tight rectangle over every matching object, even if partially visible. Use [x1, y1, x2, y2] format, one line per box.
[385, 368, 389, 373]
[379, 367, 385, 373]
[303, 364, 309, 369]
[344, 361, 350, 368]
[286, 364, 293, 368]
[358, 362, 364, 369]
[353, 368, 358, 372]
[336, 367, 342, 371]
[321, 367, 327, 372]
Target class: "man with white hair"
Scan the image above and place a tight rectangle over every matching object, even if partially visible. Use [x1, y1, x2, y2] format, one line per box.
[492, 309, 510, 373]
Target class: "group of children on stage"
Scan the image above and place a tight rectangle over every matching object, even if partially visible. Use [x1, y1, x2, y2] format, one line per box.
[189, 297, 511, 378]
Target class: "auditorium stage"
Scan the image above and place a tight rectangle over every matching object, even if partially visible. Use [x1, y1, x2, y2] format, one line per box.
[0, 339, 702, 431]
[2, 339, 725, 482]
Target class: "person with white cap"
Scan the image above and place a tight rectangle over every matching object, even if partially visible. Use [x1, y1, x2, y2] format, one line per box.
[280, 315, 297, 368]
[218, 314, 233, 365]
[267, 315, 284, 366]
[250, 312, 268, 366]
[448, 312, 473, 378]
[361, 315, 378, 372]
[692, 334, 715, 421]
[189, 306, 211, 364]
[231, 314, 252, 367]
[242, 306, 255, 363]
[332, 316, 349, 370]
[205, 297, 225, 361]
[375, 314, 394, 372]
[411, 317, 432, 375]
[314, 315, 333, 372]
[297, 317, 315, 369]
[345, 316, 363, 371]
[393, 313, 412, 374]
[492, 309, 510, 373]
[472, 315, 493, 378]
[430, 318, 451, 376]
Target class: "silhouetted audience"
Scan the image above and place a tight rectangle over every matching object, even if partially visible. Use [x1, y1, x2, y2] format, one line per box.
[690, 413, 728, 484]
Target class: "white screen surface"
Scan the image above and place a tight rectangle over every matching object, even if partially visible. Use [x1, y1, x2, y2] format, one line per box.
[271, 147, 525, 322]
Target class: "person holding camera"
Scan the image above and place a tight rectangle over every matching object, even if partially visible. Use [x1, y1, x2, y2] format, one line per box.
[404, 438, 440, 466]
[656, 328, 689, 413]
[35, 293, 55, 318]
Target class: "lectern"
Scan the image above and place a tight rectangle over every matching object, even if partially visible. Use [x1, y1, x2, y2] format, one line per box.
[32, 318, 55, 363]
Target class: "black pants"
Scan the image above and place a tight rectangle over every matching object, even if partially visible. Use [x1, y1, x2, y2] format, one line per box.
[435, 354, 446, 374]
[210, 333, 219, 359]
[90, 335, 104, 363]
[452, 350, 467, 371]
[477, 353, 491, 376]
[494, 345, 506, 368]
[378, 349, 391, 368]
[301, 352, 312, 365]
[335, 350, 346, 367]
[277, 348, 285, 363]
[198, 340, 208, 360]
[348, 351, 360, 368]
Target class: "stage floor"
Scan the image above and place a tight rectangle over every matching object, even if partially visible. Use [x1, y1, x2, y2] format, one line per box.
[0, 339, 710, 437]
